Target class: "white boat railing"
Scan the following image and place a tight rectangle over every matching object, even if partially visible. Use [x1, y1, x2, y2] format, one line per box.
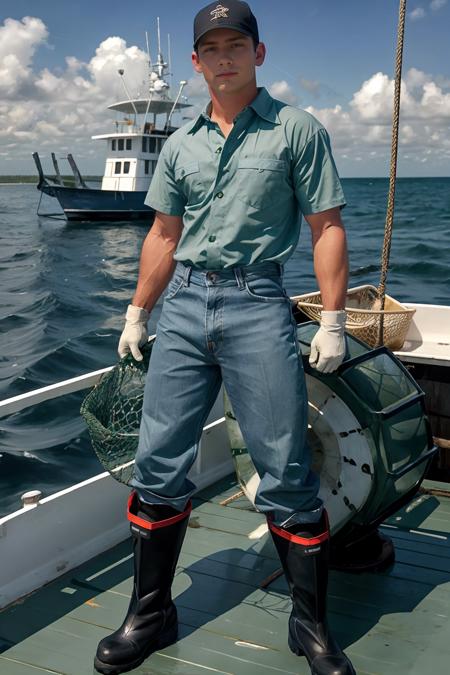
[0, 367, 112, 419]
[1, 302, 449, 609]
[0, 358, 231, 610]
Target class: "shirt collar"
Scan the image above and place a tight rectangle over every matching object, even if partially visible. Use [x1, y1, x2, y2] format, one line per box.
[248, 87, 281, 125]
[187, 87, 280, 134]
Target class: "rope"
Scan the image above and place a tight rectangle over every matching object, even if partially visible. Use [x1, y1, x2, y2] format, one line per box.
[377, 0, 407, 345]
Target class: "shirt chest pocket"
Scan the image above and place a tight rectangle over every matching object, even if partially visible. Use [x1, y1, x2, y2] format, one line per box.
[175, 161, 202, 204]
[236, 157, 288, 210]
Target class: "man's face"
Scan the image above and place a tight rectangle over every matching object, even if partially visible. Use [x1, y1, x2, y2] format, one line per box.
[192, 28, 265, 96]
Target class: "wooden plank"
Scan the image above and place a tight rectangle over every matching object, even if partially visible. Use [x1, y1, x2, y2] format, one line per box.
[187, 510, 263, 538]
[381, 524, 450, 549]
[0, 657, 62, 674]
[191, 499, 260, 524]
[3, 480, 450, 675]
[62, 558, 450, 670]
[7, 584, 422, 675]
[0, 619, 109, 675]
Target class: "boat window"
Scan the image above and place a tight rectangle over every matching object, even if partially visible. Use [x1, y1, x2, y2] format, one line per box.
[126, 139, 132, 150]
[149, 137, 156, 153]
[144, 160, 150, 174]
[118, 138, 124, 151]
[151, 160, 158, 174]
[112, 139, 116, 151]
[124, 161, 130, 174]
[115, 161, 121, 174]
[142, 137, 147, 153]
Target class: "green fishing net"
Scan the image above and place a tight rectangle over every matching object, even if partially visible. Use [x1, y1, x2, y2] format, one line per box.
[80, 339, 154, 485]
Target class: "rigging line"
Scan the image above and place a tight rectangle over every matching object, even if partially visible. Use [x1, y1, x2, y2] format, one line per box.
[377, 0, 407, 344]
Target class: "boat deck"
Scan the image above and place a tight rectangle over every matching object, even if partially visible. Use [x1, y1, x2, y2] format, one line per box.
[1, 475, 450, 675]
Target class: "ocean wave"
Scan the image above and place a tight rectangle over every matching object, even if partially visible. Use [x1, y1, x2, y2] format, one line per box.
[1, 179, 449, 516]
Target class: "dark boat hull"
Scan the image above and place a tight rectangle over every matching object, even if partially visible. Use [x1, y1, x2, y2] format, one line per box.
[39, 184, 154, 222]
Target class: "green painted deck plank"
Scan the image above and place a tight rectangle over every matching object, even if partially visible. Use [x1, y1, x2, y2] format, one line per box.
[384, 494, 450, 532]
[2, 609, 379, 675]
[64, 561, 450, 649]
[188, 511, 264, 538]
[380, 526, 450, 553]
[0, 657, 61, 674]
[191, 499, 260, 522]
[3, 479, 450, 674]
[52, 559, 450, 672]
[0, 592, 418, 675]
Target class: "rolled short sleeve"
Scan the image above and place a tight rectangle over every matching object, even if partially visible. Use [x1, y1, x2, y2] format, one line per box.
[293, 128, 346, 216]
[144, 141, 186, 216]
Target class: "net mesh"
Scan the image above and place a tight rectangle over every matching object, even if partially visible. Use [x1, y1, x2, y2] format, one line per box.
[80, 340, 154, 485]
[295, 285, 415, 350]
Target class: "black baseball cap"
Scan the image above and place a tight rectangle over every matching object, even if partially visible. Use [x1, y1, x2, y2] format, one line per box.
[193, 1, 259, 49]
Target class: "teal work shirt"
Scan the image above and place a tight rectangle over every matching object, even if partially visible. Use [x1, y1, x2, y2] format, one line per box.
[145, 87, 346, 270]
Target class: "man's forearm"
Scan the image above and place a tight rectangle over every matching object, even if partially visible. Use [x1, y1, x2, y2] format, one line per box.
[312, 225, 349, 311]
[132, 218, 181, 312]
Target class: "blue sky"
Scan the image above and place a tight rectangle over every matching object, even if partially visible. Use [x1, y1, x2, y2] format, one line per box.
[1, 0, 449, 176]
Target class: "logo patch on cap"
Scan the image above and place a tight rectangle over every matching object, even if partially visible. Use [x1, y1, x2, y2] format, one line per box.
[210, 4, 229, 21]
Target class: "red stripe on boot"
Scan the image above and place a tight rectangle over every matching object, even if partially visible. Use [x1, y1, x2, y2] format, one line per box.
[267, 515, 329, 546]
[127, 491, 192, 530]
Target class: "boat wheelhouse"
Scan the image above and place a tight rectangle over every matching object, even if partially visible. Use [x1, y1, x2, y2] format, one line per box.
[33, 23, 190, 222]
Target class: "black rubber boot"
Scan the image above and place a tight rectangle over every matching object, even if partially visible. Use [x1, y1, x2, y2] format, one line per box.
[268, 512, 356, 675]
[94, 491, 191, 675]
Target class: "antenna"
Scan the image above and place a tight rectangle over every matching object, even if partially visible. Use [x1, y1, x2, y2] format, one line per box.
[157, 16, 161, 57]
[118, 69, 139, 118]
[165, 80, 187, 132]
[168, 33, 172, 91]
[145, 30, 153, 69]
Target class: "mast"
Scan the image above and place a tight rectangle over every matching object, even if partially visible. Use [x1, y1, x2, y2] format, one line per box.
[118, 69, 139, 118]
[168, 33, 173, 92]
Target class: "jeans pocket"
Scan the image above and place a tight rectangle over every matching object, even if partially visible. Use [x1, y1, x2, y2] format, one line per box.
[165, 276, 185, 300]
[244, 276, 287, 302]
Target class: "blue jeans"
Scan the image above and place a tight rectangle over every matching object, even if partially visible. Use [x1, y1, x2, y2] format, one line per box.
[130, 261, 323, 527]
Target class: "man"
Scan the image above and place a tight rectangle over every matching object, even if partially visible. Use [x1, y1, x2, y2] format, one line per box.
[94, 2, 355, 674]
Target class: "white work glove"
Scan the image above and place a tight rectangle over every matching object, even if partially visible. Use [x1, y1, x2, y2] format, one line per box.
[309, 310, 346, 373]
[118, 304, 149, 361]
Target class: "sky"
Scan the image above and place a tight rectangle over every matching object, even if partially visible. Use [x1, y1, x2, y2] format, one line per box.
[1, 0, 449, 177]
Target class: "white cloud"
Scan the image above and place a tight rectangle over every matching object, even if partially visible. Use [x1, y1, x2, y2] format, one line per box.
[304, 68, 450, 172]
[410, 7, 426, 20]
[0, 16, 156, 167]
[88, 37, 149, 98]
[268, 80, 298, 106]
[430, 0, 447, 11]
[0, 17, 48, 98]
[1, 16, 449, 177]
[299, 78, 321, 98]
[184, 74, 208, 99]
[409, 1, 447, 20]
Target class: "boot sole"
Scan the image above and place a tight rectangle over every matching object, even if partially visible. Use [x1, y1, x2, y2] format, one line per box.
[94, 623, 178, 674]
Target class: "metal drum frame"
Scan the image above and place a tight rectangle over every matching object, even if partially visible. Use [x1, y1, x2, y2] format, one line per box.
[225, 321, 438, 548]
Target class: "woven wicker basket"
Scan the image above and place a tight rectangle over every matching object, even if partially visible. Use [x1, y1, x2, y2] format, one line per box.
[293, 285, 415, 350]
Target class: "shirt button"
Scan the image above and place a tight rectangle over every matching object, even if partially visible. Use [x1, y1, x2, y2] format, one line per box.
[208, 235, 216, 242]
[216, 191, 224, 199]
[216, 147, 222, 154]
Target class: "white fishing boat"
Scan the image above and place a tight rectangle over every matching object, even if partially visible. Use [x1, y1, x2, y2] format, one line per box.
[32, 21, 190, 222]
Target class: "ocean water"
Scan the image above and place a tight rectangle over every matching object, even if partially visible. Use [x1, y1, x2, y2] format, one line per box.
[0, 178, 449, 516]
